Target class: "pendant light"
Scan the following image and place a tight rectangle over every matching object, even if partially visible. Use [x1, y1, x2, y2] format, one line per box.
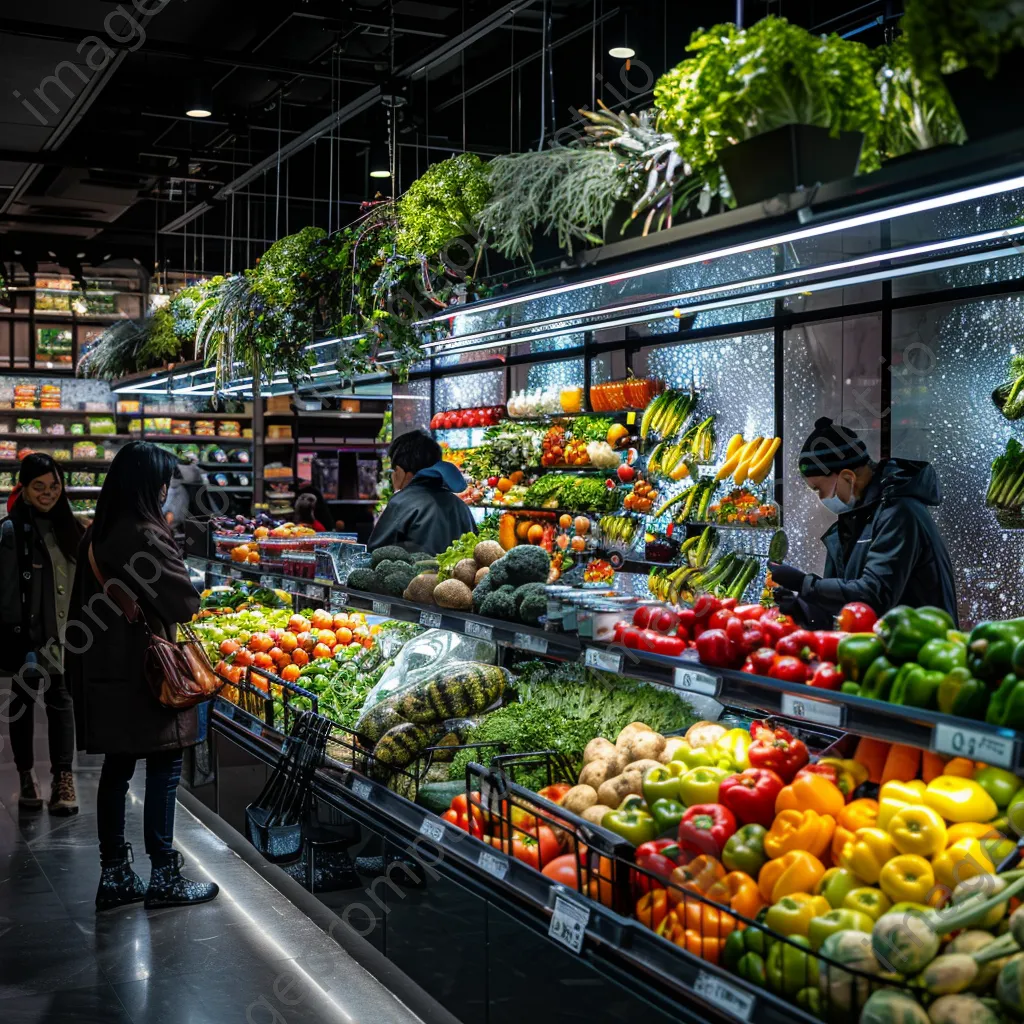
[369, 131, 390, 178]
[186, 74, 212, 118]
[608, 11, 634, 64]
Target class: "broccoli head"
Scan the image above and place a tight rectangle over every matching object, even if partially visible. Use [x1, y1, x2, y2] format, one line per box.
[472, 572, 495, 610]
[479, 585, 517, 620]
[378, 563, 419, 597]
[485, 559, 509, 588]
[372, 559, 405, 576]
[345, 567, 378, 593]
[513, 582, 548, 625]
[501, 545, 551, 585]
[370, 545, 414, 567]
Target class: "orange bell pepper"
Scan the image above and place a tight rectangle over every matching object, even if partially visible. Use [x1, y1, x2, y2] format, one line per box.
[705, 870, 765, 920]
[838, 798, 879, 833]
[673, 894, 738, 965]
[667, 855, 726, 905]
[832, 824, 854, 863]
[636, 888, 669, 930]
[758, 849, 826, 903]
[775, 773, 846, 818]
[763, 809, 835, 860]
[942, 757, 975, 778]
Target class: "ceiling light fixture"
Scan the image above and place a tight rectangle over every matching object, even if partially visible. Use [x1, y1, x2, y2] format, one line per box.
[608, 45, 635, 58]
[368, 121, 391, 179]
[186, 78, 212, 118]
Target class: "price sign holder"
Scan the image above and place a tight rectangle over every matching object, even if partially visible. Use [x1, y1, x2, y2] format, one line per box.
[371, 600, 392, 617]
[672, 666, 721, 697]
[478, 849, 509, 881]
[933, 723, 1016, 769]
[420, 610, 443, 629]
[305, 584, 325, 601]
[548, 895, 590, 954]
[465, 619, 493, 641]
[515, 631, 548, 655]
[693, 971, 755, 1023]
[584, 646, 622, 673]
[259, 574, 278, 589]
[418, 816, 445, 844]
[779, 692, 845, 728]
[330, 591, 349, 612]
[351, 778, 372, 802]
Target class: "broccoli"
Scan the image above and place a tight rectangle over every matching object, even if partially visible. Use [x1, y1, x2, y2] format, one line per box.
[346, 567, 378, 592]
[485, 559, 509, 588]
[472, 573, 495, 610]
[513, 582, 548, 625]
[378, 563, 419, 597]
[372, 559, 405, 576]
[500, 545, 551, 585]
[479, 585, 517, 620]
[407, 552, 435, 564]
[370, 545, 414, 567]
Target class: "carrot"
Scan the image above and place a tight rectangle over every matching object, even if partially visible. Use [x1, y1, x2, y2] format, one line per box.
[881, 743, 922, 785]
[942, 757, 975, 778]
[854, 737, 891, 784]
[920, 750, 947, 783]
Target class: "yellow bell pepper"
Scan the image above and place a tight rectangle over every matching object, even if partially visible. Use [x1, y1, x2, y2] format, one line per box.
[924, 776, 998, 823]
[887, 805, 947, 858]
[820, 757, 870, 789]
[838, 798, 879, 833]
[876, 780, 926, 830]
[775, 773, 845, 818]
[758, 850, 826, 904]
[878, 853, 936, 904]
[832, 824, 855, 863]
[710, 728, 752, 771]
[945, 822, 1016, 864]
[763, 809, 836, 860]
[763, 892, 831, 937]
[932, 837, 994, 891]
[839, 827, 899, 884]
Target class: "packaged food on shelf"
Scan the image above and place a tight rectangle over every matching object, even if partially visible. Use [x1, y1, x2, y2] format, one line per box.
[88, 416, 117, 435]
[72, 441, 98, 459]
[16, 418, 41, 434]
[0, 442, 17, 461]
[194, 420, 217, 436]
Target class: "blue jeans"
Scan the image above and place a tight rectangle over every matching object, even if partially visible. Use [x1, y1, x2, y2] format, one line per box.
[97, 750, 183, 867]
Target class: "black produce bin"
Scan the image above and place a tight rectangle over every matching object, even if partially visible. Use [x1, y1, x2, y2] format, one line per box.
[945, 64, 1024, 140]
[719, 124, 864, 207]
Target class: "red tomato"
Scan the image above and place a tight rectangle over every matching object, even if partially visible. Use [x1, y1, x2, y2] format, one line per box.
[450, 793, 484, 824]
[511, 825, 561, 871]
[541, 853, 581, 889]
[441, 809, 483, 837]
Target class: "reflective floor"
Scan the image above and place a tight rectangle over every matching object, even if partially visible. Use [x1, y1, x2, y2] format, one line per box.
[0, 713, 425, 1024]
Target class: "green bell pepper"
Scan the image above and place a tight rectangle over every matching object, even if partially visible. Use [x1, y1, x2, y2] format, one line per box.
[642, 765, 681, 805]
[724, 911, 773, 970]
[1007, 788, 1024, 838]
[986, 673, 1024, 729]
[678, 766, 728, 807]
[766, 935, 818, 998]
[737, 952, 766, 987]
[937, 667, 989, 719]
[723, 928, 747, 971]
[668, 741, 716, 770]
[796, 987, 822, 1016]
[649, 798, 686, 834]
[601, 808, 658, 846]
[807, 907, 874, 950]
[722, 823, 767, 876]
[918, 637, 967, 673]
[889, 901, 930, 916]
[875, 605, 953, 662]
[837, 633, 884, 683]
[817, 867, 860, 909]
[973, 766, 1022, 810]
[860, 655, 899, 701]
[841, 681, 862, 696]
[968, 618, 1024, 680]
[889, 663, 943, 708]
[947, 630, 970, 645]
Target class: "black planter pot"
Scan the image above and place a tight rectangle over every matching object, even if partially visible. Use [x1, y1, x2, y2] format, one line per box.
[719, 123, 865, 207]
[944, 64, 1024, 140]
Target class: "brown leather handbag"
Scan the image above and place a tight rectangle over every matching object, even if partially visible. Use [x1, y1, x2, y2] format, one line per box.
[88, 544, 224, 710]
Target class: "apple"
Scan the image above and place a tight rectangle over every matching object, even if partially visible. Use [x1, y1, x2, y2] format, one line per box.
[617, 463, 635, 483]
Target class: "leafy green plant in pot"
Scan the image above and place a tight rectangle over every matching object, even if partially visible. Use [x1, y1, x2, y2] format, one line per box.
[653, 16, 882, 207]
[902, 0, 1024, 139]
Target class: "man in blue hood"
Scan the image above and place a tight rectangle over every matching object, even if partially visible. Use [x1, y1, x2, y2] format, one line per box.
[768, 417, 958, 628]
[368, 429, 476, 554]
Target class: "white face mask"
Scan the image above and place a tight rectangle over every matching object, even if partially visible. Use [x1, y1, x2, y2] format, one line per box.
[821, 474, 855, 515]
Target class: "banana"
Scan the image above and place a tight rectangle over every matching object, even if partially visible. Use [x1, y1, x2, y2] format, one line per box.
[733, 437, 764, 485]
[725, 433, 745, 459]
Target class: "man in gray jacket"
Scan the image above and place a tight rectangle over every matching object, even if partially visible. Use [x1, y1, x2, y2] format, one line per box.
[368, 430, 475, 554]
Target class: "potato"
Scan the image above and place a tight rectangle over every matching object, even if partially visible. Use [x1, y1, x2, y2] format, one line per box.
[561, 784, 599, 816]
[685, 721, 727, 749]
[659, 736, 690, 763]
[615, 722, 654, 749]
[582, 804, 612, 826]
[583, 737, 617, 766]
[597, 771, 643, 809]
[623, 758, 662, 777]
[626, 731, 666, 763]
[578, 758, 621, 790]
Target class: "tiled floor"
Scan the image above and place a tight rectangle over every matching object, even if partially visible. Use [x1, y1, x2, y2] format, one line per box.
[0, 710, 424, 1024]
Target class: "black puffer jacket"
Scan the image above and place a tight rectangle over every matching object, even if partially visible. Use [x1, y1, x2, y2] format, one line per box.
[800, 458, 959, 625]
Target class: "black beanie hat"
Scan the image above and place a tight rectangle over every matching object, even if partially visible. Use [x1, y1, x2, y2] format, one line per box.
[798, 417, 870, 477]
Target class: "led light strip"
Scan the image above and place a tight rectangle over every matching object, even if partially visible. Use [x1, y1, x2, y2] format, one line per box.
[411, 172, 1024, 328]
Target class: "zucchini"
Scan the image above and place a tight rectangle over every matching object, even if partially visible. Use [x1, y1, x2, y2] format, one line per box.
[355, 701, 407, 744]
[429, 717, 481, 762]
[396, 662, 505, 724]
[373, 722, 438, 771]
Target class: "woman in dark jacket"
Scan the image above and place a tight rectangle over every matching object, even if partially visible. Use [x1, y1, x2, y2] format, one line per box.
[0, 453, 82, 813]
[67, 441, 218, 912]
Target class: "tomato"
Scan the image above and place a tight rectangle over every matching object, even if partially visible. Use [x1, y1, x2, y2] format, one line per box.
[541, 853, 581, 889]
[537, 783, 572, 804]
[429, 413, 444, 430]
[441, 809, 483, 838]
[510, 825, 561, 870]
[450, 793, 484, 824]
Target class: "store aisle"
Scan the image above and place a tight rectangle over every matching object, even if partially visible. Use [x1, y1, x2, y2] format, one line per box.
[0, 738, 424, 1023]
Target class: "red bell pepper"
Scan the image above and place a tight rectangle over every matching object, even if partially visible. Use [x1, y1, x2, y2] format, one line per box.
[809, 662, 844, 690]
[768, 655, 810, 683]
[748, 722, 810, 782]
[813, 631, 846, 663]
[745, 647, 778, 676]
[761, 613, 797, 647]
[650, 633, 686, 657]
[677, 803, 737, 858]
[695, 629, 741, 669]
[734, 604, 767, 621]
[677, 608, 696, 633]
[720, 598, 738, 611]
[693, 594, 721, 622]
[633, 606, 653, 628]
[718, 768, 785, 828]
[708, 608, 734, 631]
[651, 609, 679, 634]
[836, 602, 877, 632]
[442, 808, 483, 837]
[775, 629, 819, 662]
[633, 839, 683, 894]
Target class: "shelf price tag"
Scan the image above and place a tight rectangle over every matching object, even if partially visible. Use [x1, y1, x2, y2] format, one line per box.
[419, 610, 443, 629]
[780, 693, 845, 728]
[419, 816, 445, 844]
[351, 778, 372, 802]
[515, 632, 548, 655]
[584, 646, 622, 673]
[304, 584, 325, 601]
[371, 600, 392, 617]
[672, 666, 721, 697]
[478, 849, 509, 881]
[330, 591, 349, 612]
[259, 574, 278, 589]
[465, 620, 493, 641]
[548, 895, 589, 954]
[933, 723, 1016, 769]
[694, 971, 755, 1023]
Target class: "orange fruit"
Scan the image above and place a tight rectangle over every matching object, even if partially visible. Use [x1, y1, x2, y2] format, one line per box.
[268, 647, 286, 664]
[570, 536, 586, 551]
[295, 631, 316, 652]
[228, 665, 243, 684]
[335, 627, 353, 646]
[497, 477, 513, 493]
[558, 514, 572, 529]
[315, 629, 336, 648]
[253, 652, 274, 669]
[516, 520, 532, 540]
[281, 664, 300, 682]
[312, 643, 332, 660]
[332, 614, 352, 631]
[256, 633, 276, 652]
[279, 632, 298, 652]
[509, 470, 524, 484]
[291, 648, 309, 667]
[527, 524, 545, 544]
[288, 615, 311, 633]
[219, 639, 240, 656]
[311, 609, 334, 630]
[234, 648, 254, 667]
[215, 660, 230, 677]
[361, 637, 374, 649]
[251, 672, 269, 694]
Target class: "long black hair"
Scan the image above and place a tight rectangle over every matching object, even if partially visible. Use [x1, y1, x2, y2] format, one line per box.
[16, 452, 84, 561]
[92, 440, 178, 546]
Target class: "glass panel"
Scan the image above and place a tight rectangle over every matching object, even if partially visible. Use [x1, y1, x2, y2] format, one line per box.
[392, 379, 430, 436]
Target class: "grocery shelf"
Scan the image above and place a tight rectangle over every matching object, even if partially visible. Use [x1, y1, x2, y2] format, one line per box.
[145, 434, 251, 444]
[0, 432, 132, 440]
[198, 461, 252, 469]
[133, 411, 251, 420]
[207, 486, 253, 492]
[0, 408, 117, 416]
[294, 410, 384, 420]
[264, 437, 295, 445]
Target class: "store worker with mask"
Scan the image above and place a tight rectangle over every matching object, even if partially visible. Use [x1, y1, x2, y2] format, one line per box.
[767, 417, 958, 629]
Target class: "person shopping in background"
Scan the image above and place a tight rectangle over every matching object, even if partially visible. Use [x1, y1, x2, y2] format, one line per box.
[0, 453, 82, 814]
[296, 484, 333, 531]
[368, 429, 475, 554]
[294, 493, 326, 532]
[67, 441, 218, 912]
[768, 417, 958, 629]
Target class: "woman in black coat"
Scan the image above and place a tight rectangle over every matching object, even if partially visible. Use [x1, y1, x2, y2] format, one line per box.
[67, 441, 218, 912]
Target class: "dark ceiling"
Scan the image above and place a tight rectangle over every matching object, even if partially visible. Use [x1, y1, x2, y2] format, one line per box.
[0, 0, 895, 283]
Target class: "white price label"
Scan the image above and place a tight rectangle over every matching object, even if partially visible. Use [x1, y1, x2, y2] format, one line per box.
[780, 693, 845, 727]
[478, 850, 509, 881]
[584, 646, 622, 673]
[933, 723, 1016, 769]
[259, 574, 277, 589]
[371, 600, 392, 617]
[419, 816, 445, 843]
[694, 971, 756, 1023]
[305, 584, 325, 601]
[420, 610, 443, 629]
[465, 620, 493, 641]
[330, 591, 348, 612]
[351, 778, 372, 802]
[673, 666, 721, 697]
[548, 895, 590, 954]
[515, 632, 548, 655]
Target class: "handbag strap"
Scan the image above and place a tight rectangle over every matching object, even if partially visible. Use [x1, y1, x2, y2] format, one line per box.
[87, 542, 148, 630]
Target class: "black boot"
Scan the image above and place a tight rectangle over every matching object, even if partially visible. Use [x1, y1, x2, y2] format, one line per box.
[95, 843, 148, 913]
[144, 851, 219, 909]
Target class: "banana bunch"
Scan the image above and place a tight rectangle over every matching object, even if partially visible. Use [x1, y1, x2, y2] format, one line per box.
[647, 415, 716, 482]
[639, 389, 697, 444]
[715, 433, 780, 486]
[598, 514, 638, 545]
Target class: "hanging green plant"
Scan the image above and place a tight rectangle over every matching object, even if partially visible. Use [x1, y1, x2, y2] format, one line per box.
[78, 318, 160, 379]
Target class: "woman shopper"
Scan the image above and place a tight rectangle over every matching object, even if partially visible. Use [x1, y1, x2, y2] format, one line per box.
[67, 441, 218, 912]
[0, 453, 82, 813]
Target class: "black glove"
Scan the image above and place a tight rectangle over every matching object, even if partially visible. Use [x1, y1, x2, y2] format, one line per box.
[773, 588, 803, 618]
[768, 561, 807, 593]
